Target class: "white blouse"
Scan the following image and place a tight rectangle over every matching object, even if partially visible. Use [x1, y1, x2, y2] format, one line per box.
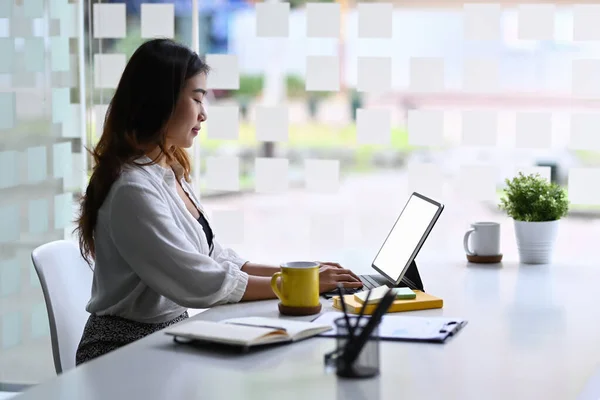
[86, 155, 249, 324]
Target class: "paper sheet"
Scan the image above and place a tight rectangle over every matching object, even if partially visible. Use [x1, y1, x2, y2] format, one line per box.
[313, 311, 467, 342]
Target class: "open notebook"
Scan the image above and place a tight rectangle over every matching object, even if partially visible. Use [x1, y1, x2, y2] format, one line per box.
[165, 316, 332, 349]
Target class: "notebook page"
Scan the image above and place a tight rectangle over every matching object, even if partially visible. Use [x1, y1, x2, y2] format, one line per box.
[224, 317, 332, 340]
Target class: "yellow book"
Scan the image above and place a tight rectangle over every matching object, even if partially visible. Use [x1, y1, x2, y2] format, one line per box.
[332, 290, 443, 315]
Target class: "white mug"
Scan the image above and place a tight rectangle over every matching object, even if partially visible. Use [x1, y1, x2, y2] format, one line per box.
[463, 222, 501, 256]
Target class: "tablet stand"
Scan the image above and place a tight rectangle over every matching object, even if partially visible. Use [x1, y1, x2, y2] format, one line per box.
[401, 259, 425, 292]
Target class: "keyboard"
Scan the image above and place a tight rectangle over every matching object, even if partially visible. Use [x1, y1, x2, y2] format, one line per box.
[360, 274, 384, 290]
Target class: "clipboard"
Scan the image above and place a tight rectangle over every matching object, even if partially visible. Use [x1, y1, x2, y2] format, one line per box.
[312, 311, 467, 343]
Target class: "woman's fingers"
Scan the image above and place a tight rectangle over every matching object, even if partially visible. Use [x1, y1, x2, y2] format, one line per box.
[339, 281, 364, 289]
[348, 270, 361, 282]
[334, 273, 360, 283]
[334, 269, 361, 281]
[318, 261, 362, 282]
[326, 274, 363, 289]
[333, 266, 361, 281]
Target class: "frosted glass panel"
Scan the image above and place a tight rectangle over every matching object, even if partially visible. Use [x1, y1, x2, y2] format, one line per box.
[53, 142, 72, 181]
[0, 18, 9, 37]
[27, 146, 47, 183]
[0, 204, 20, 243]
[54, 192, 72, 230]
[141, 4, 174, 39]
[24, 38, 44, 73]
[0, 38, 14, 73]
[61, 3, 77, 38]
[93, 3, 126, 39]
[52, 88, 70, 123]
[49, 0, 68, 18]
[0, 92, 15, 130]
[0, 258, 20, 297]
[94, 104, 109, 137]
[11, 15, 33, 38]
[94, 54, 126, 88]
[28, 198, 49, 234]
[24, 0, 43, 18]
[0, 151, 18, 188]
[1, 0, 85, 383]
[2, 312, 22, 349]
[60, 104, 80, 138]
[30, 303, 49, 338]
[0, 0, 12, 18]
[12, 71, 36, 88]
[50, 36, 69, 71]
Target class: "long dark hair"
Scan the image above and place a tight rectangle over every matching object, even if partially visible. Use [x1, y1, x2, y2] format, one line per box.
[75, 39, 210, 264]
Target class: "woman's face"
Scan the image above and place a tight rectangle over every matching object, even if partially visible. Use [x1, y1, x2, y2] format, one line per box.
[164, 73, 208, 149]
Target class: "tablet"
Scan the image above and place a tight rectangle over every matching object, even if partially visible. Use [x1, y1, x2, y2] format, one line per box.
[371, 192, 444, 286]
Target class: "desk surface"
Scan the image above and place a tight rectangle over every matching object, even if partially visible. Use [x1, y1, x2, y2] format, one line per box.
[14, 261, 600, 400]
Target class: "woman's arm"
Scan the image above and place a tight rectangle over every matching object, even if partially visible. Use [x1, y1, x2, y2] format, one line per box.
[241, 262, 280, 277]
[240, 276, 278, 301]
[240, 263, 364, 300]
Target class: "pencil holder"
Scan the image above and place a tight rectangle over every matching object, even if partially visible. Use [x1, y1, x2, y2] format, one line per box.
[332, 316, 380, 379]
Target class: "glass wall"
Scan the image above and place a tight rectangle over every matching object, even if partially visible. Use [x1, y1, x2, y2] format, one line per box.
[0, 0, 86, 385]
[0, 0, 197, 385]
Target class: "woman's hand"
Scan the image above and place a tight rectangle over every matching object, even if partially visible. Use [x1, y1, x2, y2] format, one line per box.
[317, 261, 363, 293]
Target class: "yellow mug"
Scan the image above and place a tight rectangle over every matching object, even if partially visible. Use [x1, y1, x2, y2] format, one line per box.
[270, 261, 320, 309]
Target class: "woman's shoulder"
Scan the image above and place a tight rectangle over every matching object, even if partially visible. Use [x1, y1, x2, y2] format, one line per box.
[105, 163, 162, 201]
[119, 162, 154, 182]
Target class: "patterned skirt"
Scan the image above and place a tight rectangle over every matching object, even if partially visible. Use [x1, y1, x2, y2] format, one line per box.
[75, 311, 189, 366]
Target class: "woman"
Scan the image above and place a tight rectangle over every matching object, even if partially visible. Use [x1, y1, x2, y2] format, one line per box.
[74, 39, 363, 366]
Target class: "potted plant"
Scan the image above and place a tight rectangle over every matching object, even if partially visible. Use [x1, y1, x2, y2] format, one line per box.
[498, 172, 569, 264]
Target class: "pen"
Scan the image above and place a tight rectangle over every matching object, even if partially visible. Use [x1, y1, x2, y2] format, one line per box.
[345, 289, 371, 359]
[228, 322, 287, 332]
[338, 283, 355, 339]
[342, 287, 396, 366]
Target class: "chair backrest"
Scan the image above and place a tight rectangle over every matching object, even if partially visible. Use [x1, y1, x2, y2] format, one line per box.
[31, 240, 93, 374]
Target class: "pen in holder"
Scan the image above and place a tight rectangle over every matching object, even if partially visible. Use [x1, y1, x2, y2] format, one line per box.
[333, 316, 380, 378]
[324, 285, 395, 379]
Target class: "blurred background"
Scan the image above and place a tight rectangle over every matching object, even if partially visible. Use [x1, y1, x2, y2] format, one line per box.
[2, 0, 600, 388]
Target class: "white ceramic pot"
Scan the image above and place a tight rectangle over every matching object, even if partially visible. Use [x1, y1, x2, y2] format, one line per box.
[514, 219, 559, 264]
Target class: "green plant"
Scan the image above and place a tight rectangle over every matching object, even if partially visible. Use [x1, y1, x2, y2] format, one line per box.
[288, 0, 334, 9]
[285, 74, 334, 100]
[286, 75, 305, 98]
[498, 172, 569, 222]
[235, 75, 264, 98]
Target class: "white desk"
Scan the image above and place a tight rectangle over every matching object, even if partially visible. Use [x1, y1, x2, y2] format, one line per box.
[14, 261, 600, 400]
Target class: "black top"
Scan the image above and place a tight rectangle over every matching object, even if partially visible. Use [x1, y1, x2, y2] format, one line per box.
[197, 213, 214, 249]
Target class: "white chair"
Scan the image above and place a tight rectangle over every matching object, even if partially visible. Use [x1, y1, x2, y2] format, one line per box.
[31, 240, 93, 374]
